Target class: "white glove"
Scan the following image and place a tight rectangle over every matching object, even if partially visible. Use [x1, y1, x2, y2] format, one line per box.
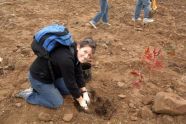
[82, 91, 90, 104]
[76, 96, 88, 110]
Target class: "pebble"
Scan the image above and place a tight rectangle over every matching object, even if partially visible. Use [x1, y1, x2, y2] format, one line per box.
[62, 113, 73, 122]
[121, 48, 126, 51]
[128, 103, 136, 108]
[134, 28, 143, 31]
[117, 82, 125, 87]
[15, 103, 22, 108]
[140, 106, 154, 119]
[49, 121, 54, 124]
[142, 96, 153, 105]
[38, 112, 52, 122]
[118, 94, 126, 99]
[102, 44, 108, 49]
[130, 116, 138, 121]
[0, 57, 3, 63]
[166, 87, 173, 92]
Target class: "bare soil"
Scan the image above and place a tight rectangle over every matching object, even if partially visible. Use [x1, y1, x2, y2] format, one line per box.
[0, 0, 186, 124]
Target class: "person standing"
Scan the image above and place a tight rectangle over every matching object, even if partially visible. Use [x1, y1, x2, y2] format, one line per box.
[89, 0, 111, 29]
[132, 0, 154, 23]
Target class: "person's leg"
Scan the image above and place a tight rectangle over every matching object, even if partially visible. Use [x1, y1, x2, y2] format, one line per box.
[102, 0, 109, 23]
[26, 73, 63, 109]
[92, 0, 107, 24]
[134, 0, 143, 19]
[143, 0, 151, 18]
[143, 0, 154, 23]
[54, 77, 70, 95]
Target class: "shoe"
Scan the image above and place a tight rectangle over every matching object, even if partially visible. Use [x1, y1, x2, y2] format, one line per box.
[101, 20, 111, 26]
[15, 88, 33, 99]
[102, 22, 111, 26]
[132, 17, 142, 21]
[143, 18, 154, 23]
[89, 21, 97, 29]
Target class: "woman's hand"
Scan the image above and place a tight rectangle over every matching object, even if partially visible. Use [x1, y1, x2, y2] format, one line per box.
[82, 91, 90, 104]
[80, 87, 90, 104]
[76, 96, 88, 110]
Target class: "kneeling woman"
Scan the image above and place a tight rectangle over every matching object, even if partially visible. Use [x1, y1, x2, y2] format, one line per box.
[17, 38, 96, 110]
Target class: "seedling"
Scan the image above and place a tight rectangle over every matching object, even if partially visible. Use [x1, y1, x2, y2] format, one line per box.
[130, 47, 164, 89]
[130, 70, 144, 89]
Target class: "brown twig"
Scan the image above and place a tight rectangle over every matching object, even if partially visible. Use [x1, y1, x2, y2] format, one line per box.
[0, 2, 13, 6]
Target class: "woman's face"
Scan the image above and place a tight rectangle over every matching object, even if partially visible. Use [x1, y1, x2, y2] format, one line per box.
[77, 45, 93, 63]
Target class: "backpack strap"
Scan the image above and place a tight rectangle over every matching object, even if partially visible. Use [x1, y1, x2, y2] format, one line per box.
[48, 60, 55, 82]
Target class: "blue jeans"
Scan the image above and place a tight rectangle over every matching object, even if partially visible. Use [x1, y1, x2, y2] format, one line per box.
[92, 0, 109, 24]
[134, 0, 151, 19]
[26, 73, 70, 108]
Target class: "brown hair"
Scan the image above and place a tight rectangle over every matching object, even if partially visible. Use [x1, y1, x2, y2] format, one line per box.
[79, 38, 97, 54]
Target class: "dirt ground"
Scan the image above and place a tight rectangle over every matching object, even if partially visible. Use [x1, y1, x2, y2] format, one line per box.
[0, 0, 186, 124]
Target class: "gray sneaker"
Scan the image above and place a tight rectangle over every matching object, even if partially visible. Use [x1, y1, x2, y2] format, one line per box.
[132, 17, 142, 21]
[89, 21, 97, 29]
[15, 88, 33, 99]
[102, 22, 111, 26]
[143, 18, 154, 23]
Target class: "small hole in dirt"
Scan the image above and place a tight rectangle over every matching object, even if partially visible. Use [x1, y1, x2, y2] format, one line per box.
[90, 90, 116, 120]
[74, 90, 116, 120]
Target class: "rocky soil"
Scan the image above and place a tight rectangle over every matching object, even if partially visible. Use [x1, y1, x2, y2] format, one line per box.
[0, 0, 186, 124]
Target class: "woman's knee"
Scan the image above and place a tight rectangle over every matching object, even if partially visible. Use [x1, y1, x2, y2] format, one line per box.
[50, 98, 64, 109]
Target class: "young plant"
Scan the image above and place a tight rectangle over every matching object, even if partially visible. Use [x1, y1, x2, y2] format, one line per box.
[142, 47, 164, 80]
[130, 47, 164, 89]
[130, 70, 144, 89]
